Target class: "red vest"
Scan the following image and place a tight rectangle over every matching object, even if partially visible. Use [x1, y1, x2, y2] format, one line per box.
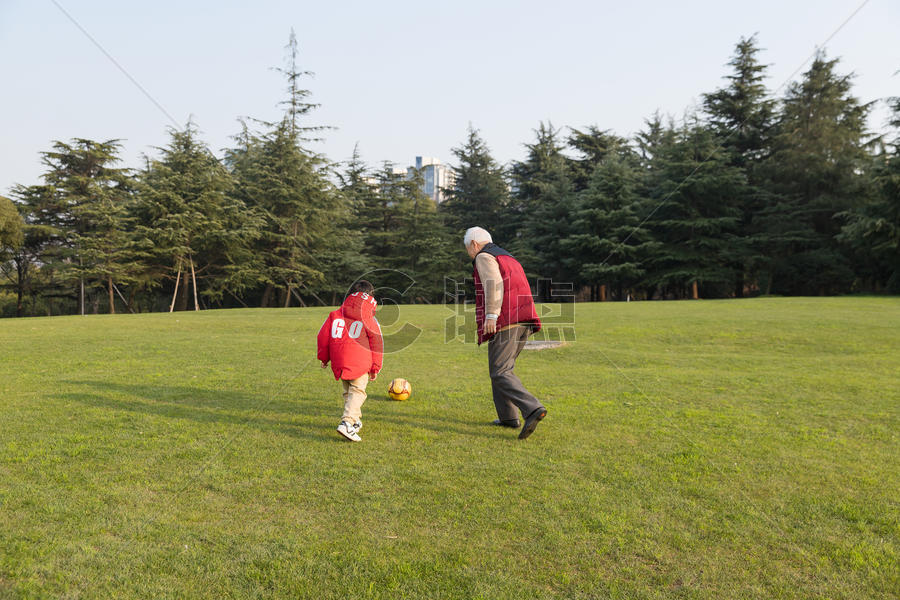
[473, 244, 541, 345]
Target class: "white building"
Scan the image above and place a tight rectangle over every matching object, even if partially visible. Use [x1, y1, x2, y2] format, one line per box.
[407, 156, 455, 205]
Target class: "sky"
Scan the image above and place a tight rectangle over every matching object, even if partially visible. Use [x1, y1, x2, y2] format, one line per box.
[1, 0, 898, 195]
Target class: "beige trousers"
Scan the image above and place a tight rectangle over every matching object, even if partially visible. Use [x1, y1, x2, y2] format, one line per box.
[341, 373, 369, 424]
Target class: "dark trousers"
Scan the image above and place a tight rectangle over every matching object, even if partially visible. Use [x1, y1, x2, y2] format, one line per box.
[488, 325, 543, 421]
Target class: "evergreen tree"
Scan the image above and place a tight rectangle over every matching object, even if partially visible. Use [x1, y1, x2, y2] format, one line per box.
[403, 167, 461, 301]
[702, 35, 774, 168]
[566, 126, 632, 193]
[838, 97, 900, 292]
[351, 162, 459, 302]
[305, 172, 369, 304]
[30, 139, 136, 314]
[702, 35, 775, 295]
[441, 125, 510, 237]
[228, 119, 354, 307]
[0, 195, 24, 315]
[137, 122, 262, 311]
[339, 144, 376, 213]
[4, 184, 70, 316]
[759, 53, 871, 295]
[563, 148, 658, 300]
[228, 32, 359, 307]
[510, 122, 578, 295]
[276, 29, 328, 143]
[642, 118, 746, 298]
[356, 163, 407, 269]
[0, 195, 23, 257]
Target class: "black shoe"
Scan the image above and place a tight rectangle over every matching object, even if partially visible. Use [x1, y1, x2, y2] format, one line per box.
[492, 418, 520, 428]
[518, 407, 547, 440]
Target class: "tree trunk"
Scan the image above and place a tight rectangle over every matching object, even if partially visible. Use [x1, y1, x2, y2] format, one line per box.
[169, 264, 182, 312]
[283, 285, 292, 308]
[227, 289, 249, 308]
[190, 256, 200, 311]
[291, 287, 308, 307]
[113, 282, 136, 314]
[692, 280, 699, 300]
[16, 260, 25, 317]
[261, 284, 273, 308]
[600, 284, 607, 302]
[176, 269, 190, 312]
[108, 276, 115, 315]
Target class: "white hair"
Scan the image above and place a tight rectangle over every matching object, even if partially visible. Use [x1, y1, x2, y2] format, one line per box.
[464, 226, 492, 247]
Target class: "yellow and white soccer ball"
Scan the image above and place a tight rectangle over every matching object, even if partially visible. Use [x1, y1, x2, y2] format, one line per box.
[387, 378, 411, 401]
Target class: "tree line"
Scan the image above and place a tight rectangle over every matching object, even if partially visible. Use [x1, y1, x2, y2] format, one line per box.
[1, 34, 898, 317]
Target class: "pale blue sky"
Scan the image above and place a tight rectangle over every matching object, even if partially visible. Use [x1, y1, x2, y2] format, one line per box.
[1, 0, 897, 195]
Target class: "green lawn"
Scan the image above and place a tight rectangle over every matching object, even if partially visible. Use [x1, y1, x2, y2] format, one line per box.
[1, 298, 898, 599]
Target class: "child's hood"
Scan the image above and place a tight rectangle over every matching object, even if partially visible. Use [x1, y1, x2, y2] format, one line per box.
[340, 292, 377, 321]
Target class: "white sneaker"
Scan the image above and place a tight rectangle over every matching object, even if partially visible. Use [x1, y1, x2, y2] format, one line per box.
[337, 420, 361, 442]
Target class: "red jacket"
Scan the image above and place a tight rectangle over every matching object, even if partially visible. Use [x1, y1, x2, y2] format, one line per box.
[317, 292, 384, 380]
[473, 243, 542, 345]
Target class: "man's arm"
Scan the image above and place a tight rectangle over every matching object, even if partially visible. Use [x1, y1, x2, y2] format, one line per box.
[475, 253, 503, 334]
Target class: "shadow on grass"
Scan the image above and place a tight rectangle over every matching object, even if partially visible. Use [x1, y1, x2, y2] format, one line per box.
[374, 411, 502, 441]
[57, 380, 500, 443]
[58, 379, 335, 443]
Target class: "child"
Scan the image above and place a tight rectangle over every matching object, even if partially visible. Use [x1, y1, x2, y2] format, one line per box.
[316, 280, 383, 441]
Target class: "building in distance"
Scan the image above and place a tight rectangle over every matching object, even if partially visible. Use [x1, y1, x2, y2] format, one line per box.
[407, 156, 455, 205]
[361, 156, 456, 205]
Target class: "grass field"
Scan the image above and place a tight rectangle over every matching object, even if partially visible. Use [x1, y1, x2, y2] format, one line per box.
[1, 297, 898, 599]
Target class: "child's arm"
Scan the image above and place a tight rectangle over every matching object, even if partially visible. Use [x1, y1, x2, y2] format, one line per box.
[367, 316, 383, 378]
[316, 315, 332, 366]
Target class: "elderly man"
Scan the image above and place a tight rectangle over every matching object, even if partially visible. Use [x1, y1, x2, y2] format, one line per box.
[465, 226, 548, 440]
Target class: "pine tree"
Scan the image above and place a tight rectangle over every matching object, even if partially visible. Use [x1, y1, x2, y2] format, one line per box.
[339, 145, 375, 213]
[838, 97, 900, 292]
[441, 125, 510, 237]
[276, 29, 328, 143]
[137, 122, 262, 311]
[350, 162, 459, 302]
[563, 147, 658, 300]
[4, 185, 62, 316]
[702, 35, 775, 295]
[510, 122, 578, 295]
[227, 31, 359, 307]
[356, 163, 423, 299]
[759, 53, 871, 295]
[0, 195, 25, 315]
[229, 119, 351, 306]
[566, 126, 632, 193]
[0, 195, 23, 256]
[402, 167, 461, 301]
[303, 146, 369, 304]
[642, 118, 745, 298]
[32, 139, 136, 314]
[702, 35, 774, 168]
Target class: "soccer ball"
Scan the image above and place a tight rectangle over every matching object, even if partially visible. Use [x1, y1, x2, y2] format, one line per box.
[388, 378, 411, 401]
